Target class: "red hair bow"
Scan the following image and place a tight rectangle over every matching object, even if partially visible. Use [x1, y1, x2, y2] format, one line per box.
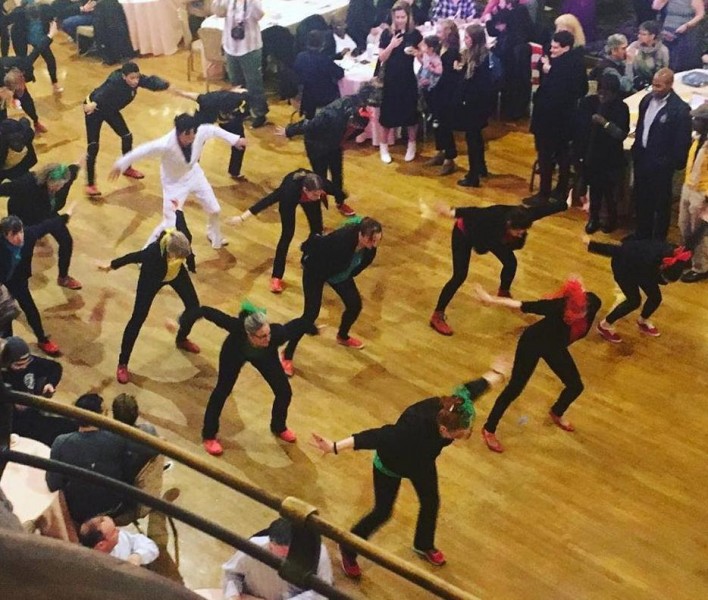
[662, 247, 692, 268]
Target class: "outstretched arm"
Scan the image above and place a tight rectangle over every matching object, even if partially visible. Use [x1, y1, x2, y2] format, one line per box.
[109, 137, 168, 179]
[474, 284, 522, 310]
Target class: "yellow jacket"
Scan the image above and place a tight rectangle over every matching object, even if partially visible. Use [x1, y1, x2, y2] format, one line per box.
[684, 137, 708, 194]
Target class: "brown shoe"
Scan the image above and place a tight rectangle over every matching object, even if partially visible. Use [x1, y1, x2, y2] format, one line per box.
[439, 160, 456, 176]
[424, 152, 444, 167]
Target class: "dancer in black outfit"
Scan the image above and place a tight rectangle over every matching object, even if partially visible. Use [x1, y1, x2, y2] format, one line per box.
[280, 217, 382, 376]
[83, 62, 170, 197]
[230, 170, 339, 294]
[311, 360, 507, 576]
[0, 208, 76, 356]
[429, 203, 535, 336]
[476, 279, 602, 453]
[587, 236, 692, 343]
[0, 117, 37, 181]
[176, 303, 310, 455]
[99, 208, 200, 385]
[0, 162, 82, 291]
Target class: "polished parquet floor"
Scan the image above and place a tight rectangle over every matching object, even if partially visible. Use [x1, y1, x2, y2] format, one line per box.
[15, 35, 708, 600]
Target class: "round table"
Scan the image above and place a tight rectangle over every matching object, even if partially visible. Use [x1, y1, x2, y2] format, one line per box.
[119, 0, 183, 56]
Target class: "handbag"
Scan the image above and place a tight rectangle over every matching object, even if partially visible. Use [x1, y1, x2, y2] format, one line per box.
[230, 0, 246, 40]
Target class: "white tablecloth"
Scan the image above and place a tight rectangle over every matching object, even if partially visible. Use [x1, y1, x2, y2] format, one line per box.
[119, 0, 183, 56]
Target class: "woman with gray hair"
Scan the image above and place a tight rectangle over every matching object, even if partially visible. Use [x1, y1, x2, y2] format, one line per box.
[176, 301, 309, 455]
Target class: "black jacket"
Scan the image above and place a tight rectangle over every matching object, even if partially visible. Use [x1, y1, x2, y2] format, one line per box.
[249, 169, 339, 216]
[520, 293, 602, 349]
[588, 239, 674, 287]
[452, 55, 495, 132]
[575, 95, 629, 175]
[88, 69, 169, 114]
[286, 96, 358, 157]
[194, 90, 249, 126]
[453, 205, 535, 253]
[301, 223, 377, 280]
[631, 90, 692, 172]
[293, 49, 343, 118]
[93, 0, 136, 65]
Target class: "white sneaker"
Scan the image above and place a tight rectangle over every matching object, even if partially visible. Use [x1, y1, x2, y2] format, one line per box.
[207, 236, 229, 249]
[380, 145, 392, 164]
[404, 143, 416, 162]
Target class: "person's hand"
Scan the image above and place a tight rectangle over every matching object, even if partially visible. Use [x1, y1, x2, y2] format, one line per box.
[541, 56, 551, 74]
[64, 201, 78, 218]
[581, 233, 591, 246]
[453, 60, 463, 71]
[96, 261, 113, 272]
[82, 0, 97, 13]
[474, 284, 493, 305]
[234, 137, 247, 149]
[83, 101, 97, 115]
[495, 23, 507, 32]
[164, 318, 178, 333]
[389, 33, 404, 49]
[591, 114, 607, 127]
[42, 383, 55, 397]
[226, 215, 244, 226]
[48, 20, 58, 38]
[434, 202, 454, 218]
[403, 45, 417, 56]
[311, 433, 334, 454]
[675, 23, 687, 35]
[108, 167, 121, 181]
[274, 125, 287, 137]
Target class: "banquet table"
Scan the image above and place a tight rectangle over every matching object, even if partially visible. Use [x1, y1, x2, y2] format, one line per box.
[119, 0, 184, 56]
[1, 434, 77, 542]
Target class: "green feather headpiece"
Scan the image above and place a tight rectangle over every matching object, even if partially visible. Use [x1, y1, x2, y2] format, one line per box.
[451, 385, 476, 428]
[240, 299, 266, 315]
[48, 164, 69, 181]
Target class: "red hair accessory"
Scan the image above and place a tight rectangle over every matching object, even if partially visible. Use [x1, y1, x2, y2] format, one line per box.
[547, 278, 588, 342]
[662, 247, 692, 268]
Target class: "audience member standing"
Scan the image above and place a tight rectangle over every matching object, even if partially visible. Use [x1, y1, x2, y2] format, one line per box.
[294, 31, 344, 119]
[652, 0, 705, 72]
[631, 68, 692, 240]
[213, 0, 268, 128]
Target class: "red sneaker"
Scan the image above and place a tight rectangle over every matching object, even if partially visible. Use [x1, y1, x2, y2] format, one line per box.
[34, 121, 48, 134]
[413, 547, 446, 566]
[85, 185, 102, 197]
[57, 275, 82, 290]
[548, 411, 575, 432]
[481, 428, 504, 453]
[275, 428, 297, 443]
[116, 363, 130, 384]
[337, 203, 356, 217]
[637, 320, 660, 337]
[177, 338, 201, 354]
[270, 277, 284, 294]
[336, 335, 365, 349]
[340, 548, 362, 579]
[203, 438, 223, 456]
[597, 322, 622, 344]
[38, 339, 61, 357]
[429, 311, 453, 336]
[280, 354, 294, 377]
[123, 167, 145, 179]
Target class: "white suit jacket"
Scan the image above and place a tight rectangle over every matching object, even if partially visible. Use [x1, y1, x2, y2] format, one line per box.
[114, 124, 240, 185]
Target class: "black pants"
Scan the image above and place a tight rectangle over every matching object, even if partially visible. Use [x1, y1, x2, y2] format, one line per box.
[464, 128, 486, 180]
[201, 338, 292, 438]
[535, 132, 572, 199]
[484, 332, 584, 433]
[118, 269, 199, 365]
[272, 201, 323, 279]
[308, 147, 344, 206]
[434, 122, 457, 160]
[605, 269, 662, 324]
[344, 463, 439, 559]
[220, 117, 245, 176]
[435, 226, 517, 312]
[632, 160, 674, 240]
[15, 43, 58, 84]
[499, 44, 532, 121]
[5, 277, 47, 343]
[46, 220, 73, 279]
[588, 169, 622, 226]
[85, 110, 132, 186]
[15, 88, 38, 123]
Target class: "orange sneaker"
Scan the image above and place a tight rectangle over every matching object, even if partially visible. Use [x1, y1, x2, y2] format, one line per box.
[337, 202, 356, 217]
[280, 354, 294, 377]
[270, 277, 284, 294]
[176, 338, 201, 354]
[413, 547, 446, 566]
[548, 411, 575, 432]
[123, 167, 145, 179]
[275, 428, 297, 443]
[203, 438, 223, 456]
[116, 363, 130, 384]
[85, 185, 102, 197]
[38, 339, 61, 356]
[336, 335, 365, 349]
[481, 428, 504, 453]
[340, 548, 362, 579]
[429, 311, 453, 336]
[57, 275, 82, 290]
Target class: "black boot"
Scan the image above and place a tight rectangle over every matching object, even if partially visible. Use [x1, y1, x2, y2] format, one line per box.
[457, 174, 480, 187]
[585, 219, 600, 234]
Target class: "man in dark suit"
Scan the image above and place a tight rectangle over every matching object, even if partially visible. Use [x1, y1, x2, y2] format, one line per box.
[631, 68, 692, 240]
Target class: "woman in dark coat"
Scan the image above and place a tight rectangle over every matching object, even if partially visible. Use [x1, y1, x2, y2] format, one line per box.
[453, 24, 495, 188]
[377, 1, 422, 164]
[311, 360, 507, 576]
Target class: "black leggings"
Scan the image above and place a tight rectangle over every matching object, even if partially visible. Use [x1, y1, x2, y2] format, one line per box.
[435, 226, 517, 312]
[201, 338, 292, 438]
[605, 271, 662, 324]
[15, 88, 39, 123]
[5, 277, 47, 343]
[85, 110, 132, 186]
[272, 201, 323, 279]
[464, 128, 486, 179]
[48, 221, 73, 279]
[17, 43, 58, 84]
[484, 332, 584, 433]
[344, 463, 439, 558]
[118, 269, 199, 365]
[308, 148, 344, 205]
[220, 117, 245, 176]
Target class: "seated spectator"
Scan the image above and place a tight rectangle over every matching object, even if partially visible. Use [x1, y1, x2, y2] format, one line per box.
[293, 30, 344, 119]
[591, 34, 634, 97]
[222, 518, 332, 600]
[79, 515, 159, 566]
[331, 18, 357, 58]
[429, 0, 477, 22]
[1, 335, 77, 446]
[46, 393, 130, 524]
[183, 0, 213, 40]
[627, 20, 669, 90]
[59, 0, 96, 42]
[111, 393, 159, 481]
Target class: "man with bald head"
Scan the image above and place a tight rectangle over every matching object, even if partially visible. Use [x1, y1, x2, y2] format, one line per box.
[631, 68, 692, 239]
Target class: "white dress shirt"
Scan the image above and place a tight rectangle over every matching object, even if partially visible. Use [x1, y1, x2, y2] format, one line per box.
[110, 529, 159, 565]
[641, 94, 669, 148]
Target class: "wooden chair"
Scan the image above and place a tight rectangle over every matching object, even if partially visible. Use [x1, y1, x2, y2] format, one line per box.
[187, 27, 225, 91]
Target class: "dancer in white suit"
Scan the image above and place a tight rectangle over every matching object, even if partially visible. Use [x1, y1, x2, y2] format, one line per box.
[109, 113, 247, 248]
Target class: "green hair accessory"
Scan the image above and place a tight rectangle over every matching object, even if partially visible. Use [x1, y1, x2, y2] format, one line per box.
[451, 385, 476, 428]
[240, 299, 266, 316]
[48, 164, 69, 181]
[340, 215, 363, 229]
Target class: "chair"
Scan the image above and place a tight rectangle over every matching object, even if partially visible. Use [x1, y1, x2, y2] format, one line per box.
[76, 25, 95, 57]
[187, 26, 225, 91]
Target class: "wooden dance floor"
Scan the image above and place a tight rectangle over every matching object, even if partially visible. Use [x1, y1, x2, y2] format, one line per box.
[18, 38, 708, 599]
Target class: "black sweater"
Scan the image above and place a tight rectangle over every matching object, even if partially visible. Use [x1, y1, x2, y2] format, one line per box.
[301, 224, 377, 280]
[520, 293, 602, 349]
[588, 239, 674, 286]
[194, 90, 249, 125]
[88, 69, 169, 114]
[249, 170, 339, 216]
[575, 95, 629, 174]
[353, 378, 490, 478]
[453, 205, 532, 253]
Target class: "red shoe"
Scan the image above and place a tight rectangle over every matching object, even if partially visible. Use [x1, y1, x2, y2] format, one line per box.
[280, 354, 294, 377]
[429, 311, 453, 336]
[38, 339, 61, 357]
[340, 548, 362, 579]
[413, 547, 446, 566]
[34, 121, 48, 134]
[176, 338, 201, 354]
[597, 322, 622, 344]
[481, 428, 504, 453]
[275, 428, 297, 443]
[85, 185, 102, 197]
[203, 438, 223, 456]
[270, 277, 284, 294]
[548, 411, 575, 432]
[336, 335, 365, 349]
[337, 202, 356, 217]
[57, 275, 82, 290]
[637, 320, 660, 337]
[497, 288, 512, 298]
[116, 363, 130, 384]
[123, 167, 145, 179]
